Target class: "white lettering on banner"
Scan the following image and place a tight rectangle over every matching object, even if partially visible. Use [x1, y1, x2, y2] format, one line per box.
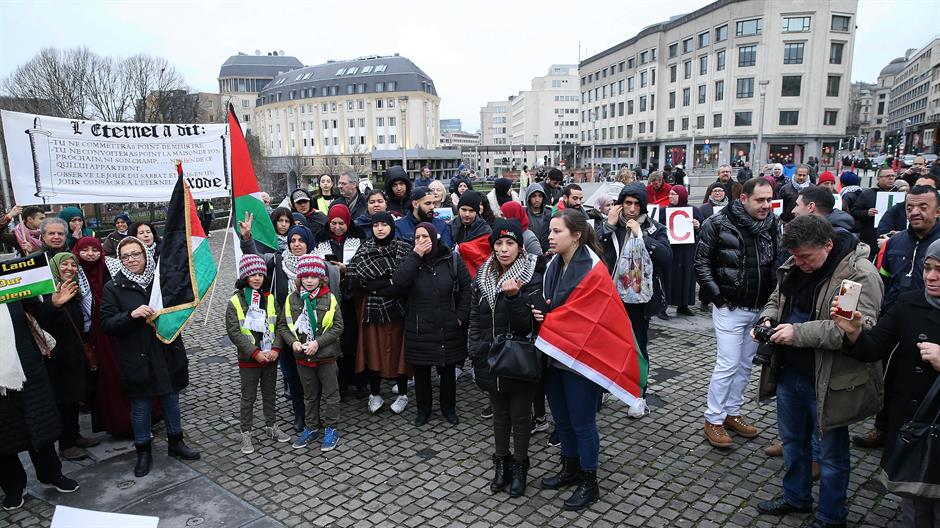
[771, 199, 783, 216]
[874, 192, 906, 227]
[666, 207, 695, 244]
[1, 110, 230, 205]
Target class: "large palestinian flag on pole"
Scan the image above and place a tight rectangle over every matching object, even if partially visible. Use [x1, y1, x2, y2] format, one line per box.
[149, 162, 218, 343]
[229, 105, 277, 252]
[534, 249, 648, 406]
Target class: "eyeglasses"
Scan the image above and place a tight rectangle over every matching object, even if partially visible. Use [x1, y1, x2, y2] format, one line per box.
[120, 250, 144, 261]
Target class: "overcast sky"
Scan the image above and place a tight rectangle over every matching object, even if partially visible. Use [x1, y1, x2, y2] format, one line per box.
[2, 0, 938, 132]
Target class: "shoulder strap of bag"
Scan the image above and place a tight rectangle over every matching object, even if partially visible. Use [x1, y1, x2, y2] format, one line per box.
[911, 374, 940, 424]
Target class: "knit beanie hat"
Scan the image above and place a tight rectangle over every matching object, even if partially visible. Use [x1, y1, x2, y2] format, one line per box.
[490, 218, 524, 248]
[457, 191, 483, 211]
[238, 254, 267, 280]
[840, 171, 860, 187]
[818, 171, 836, 184]
[296, 254, 327, 279]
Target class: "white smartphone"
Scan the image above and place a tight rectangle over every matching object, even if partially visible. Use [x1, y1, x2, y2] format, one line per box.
[834, 279, 862, 320]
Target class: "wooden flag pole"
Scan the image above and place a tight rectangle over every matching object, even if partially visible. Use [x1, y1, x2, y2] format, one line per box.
[202, 205, 234, 325]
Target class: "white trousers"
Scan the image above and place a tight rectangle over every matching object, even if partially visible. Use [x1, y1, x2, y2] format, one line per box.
[705, 305, 760, 425]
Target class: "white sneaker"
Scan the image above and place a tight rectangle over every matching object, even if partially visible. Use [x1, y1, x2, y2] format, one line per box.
[601, 392, 612, 406]
[240, 431, 254, 454]
[264, 424, 291, 443]
[627, 398, 649, 419]
[390, 395, 408, 414]
[391, 378, 415, 394]
[368, 395, 384, 414]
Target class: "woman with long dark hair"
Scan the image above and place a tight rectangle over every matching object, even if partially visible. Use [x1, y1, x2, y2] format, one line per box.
[313, 174, 338, 214]
[353, 190, 389, 238]
[130, 222, 162, 263]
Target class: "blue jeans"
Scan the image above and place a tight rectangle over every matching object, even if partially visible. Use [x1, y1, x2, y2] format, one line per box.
[776, 367, 850, 524]
[544, 366, 602, 471]
[130, 392, 182, 445]
[279, 352, 305, 421]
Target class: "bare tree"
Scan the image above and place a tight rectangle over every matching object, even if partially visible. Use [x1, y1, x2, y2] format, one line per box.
[2, 47, 94, 118]
[86, 54, 134, 122]
[126, 55, 190, 123]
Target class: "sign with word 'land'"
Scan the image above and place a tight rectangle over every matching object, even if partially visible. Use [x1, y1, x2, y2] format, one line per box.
[1, 110, 230, 205]
[0, 253, 55, 305]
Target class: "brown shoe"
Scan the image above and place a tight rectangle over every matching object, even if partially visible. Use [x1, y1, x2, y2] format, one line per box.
[764, 441, 783, 457]
[851, 428, 885, 449]
[704, 422, 733, 448]
[723, 415, 759, 438]
[73, 435, 101, 448]
[812, 461, 820, 481]
[59, 446, 88, 461]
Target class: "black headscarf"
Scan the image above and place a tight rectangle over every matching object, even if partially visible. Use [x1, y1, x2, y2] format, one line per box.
[415, 221, 447, 266]
[494, 178, 513, 206]
[372, 212, 396, 247]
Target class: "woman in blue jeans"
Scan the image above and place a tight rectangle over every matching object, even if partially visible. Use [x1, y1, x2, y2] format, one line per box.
[101, 237, 200, 477]
[532, 210, 607, 511]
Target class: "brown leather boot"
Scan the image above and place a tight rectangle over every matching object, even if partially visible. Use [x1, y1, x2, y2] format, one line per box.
[704, 422, 733, 448]
[723, 415, 759, 438]
[851, 428, 885, 448]
[764, 441, 783, 457]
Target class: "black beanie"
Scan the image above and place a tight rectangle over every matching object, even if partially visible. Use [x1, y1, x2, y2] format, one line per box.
[457, 191, 483, 211]
[490, 218, 524, 248]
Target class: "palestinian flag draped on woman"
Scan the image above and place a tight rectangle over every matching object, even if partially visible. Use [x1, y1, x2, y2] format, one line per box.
[148, 162, 217, 343]
[535, 246, 648, 406]
[229, 104, 278, 252]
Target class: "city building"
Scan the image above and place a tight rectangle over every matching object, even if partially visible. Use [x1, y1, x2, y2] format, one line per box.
[883, 37, 940, 156]
[440, 118, 463, 132]
[253, 54, 459, 187]
[218, 51, 304, 131]
[479, 100, 511, 175]
[440, 129, 481, 169]
[869, 56, 905, 152]
[848, 81, 874, 151]
[578, 0, 858, 173]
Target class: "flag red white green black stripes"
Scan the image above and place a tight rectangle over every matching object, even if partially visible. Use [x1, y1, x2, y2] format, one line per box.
[229, 105, 277, 252]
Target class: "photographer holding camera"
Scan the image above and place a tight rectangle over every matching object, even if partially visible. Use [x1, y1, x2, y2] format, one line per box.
[752, 215, 884, 527]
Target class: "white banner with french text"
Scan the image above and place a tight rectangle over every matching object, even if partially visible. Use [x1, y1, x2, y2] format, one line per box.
[1, 110, 230, 205]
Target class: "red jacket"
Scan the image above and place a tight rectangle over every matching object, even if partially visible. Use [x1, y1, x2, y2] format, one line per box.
[647, 183, 672, 208]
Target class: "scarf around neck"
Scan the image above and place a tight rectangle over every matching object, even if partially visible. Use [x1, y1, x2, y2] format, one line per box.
[728, 200, 777, 265]
[14, 222, 42, 253]
[477, 253, 537, 311]
[105, 237, 156, 288]
[708, 196, 729, 207]
[281, 250, 302, 294]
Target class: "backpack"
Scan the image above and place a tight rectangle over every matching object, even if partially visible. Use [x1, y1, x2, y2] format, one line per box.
[612, 231, 653, 304]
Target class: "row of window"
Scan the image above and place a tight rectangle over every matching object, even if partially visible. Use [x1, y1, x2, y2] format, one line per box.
[263, 81, 408, 104]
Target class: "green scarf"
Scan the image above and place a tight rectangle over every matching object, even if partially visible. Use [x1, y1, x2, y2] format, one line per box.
[302, 288, 320, 339]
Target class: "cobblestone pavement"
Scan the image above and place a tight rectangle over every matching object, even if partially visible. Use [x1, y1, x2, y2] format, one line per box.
[4, 231, 903, 527]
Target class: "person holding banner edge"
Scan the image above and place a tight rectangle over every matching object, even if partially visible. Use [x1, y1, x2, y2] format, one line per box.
[0, 205, 45, 256]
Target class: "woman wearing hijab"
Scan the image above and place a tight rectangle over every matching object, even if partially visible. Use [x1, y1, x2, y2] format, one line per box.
[101, 237, 200, 477]
[58, 206, 94, 251]
[450, 179, 474, 215]
[130, 222, 162, 264]
[657, 185, 703, 316]
[700, 182, 729, 220]
[834, 239, 940, 527]
[392, 222, 471, 427]
[486, 178, 520, 219]
[101, 213, 131, 257]
[353, 190, 389, 238]
[239, 215, 317, 432]
[347, 212, 413, 415]
[500, 201, 544, 257]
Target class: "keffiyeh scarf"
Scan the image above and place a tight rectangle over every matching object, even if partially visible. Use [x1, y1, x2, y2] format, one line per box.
[281, 250, 302, 295]
[476, 253, 537, 311]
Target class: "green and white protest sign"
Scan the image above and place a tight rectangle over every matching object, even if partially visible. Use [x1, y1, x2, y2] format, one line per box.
[0, 253, 55, 304]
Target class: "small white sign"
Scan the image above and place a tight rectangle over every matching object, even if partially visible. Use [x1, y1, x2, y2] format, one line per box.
[771, 199, 784, 216]
[52, 506, 159, 528]
[665, 207, 695, 244]
[874, 192, 906, 226]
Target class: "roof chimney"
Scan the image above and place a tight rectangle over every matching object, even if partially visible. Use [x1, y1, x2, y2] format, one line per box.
[255, 49, 261, 55]
[279, 50, 285, 56]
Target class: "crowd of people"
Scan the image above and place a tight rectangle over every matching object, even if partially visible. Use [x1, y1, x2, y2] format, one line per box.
[1, 158, 939, 523]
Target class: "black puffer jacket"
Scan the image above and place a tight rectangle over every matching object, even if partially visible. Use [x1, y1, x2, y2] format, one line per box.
[392, 248, 471, 367]
[0, 300, 62, 456]
[469, 259, 544, 393]
[101, 272, 189, 399]
[694, 207, 780, 309]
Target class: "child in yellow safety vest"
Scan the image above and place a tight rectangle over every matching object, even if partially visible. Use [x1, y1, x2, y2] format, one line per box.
[276, 254, 344, 451]
[226, 254, 292, 455]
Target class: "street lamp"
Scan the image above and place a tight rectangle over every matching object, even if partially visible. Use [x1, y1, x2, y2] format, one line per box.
[756, 80, 770, 167]
[901, 118, 912, 156]
[399, 97, 408, 175]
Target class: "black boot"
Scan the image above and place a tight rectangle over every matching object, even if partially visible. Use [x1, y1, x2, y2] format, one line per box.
[292, 416, 305, 434]
[490, 454, 513, 492]
[167, 433, 200, 460]
[541, 455, 581, 489]
[563, 470, 599, 511]
[509, 457, 529, 497]
[134, 442, 152, 477]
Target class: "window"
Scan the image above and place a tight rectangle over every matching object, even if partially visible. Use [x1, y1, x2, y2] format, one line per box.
[698, 85, 707, 104]
[684, 61, 692, 79]
[628, 77, 635, 92]
[683, 38, 693, 53]
[357, 83, 366, 94]
[651, 69, 656, 85]
[696, 116, 705, 129]
[361, 66, 373, 73]
[552, 79, 562, 88]
[388, 117, 396, 126]
[668, 119, 675, 132]
[651, 48, 657, 61]
[826, 75, 841, 96]
[374, 64, 387, 72]
[713, 113, 723, 127]
[783, 43, 804, 64]
[734, 111, 753, 126]
[781, 75, 802, 96]
[377, 117, 384, 127]
[347, 101, 354, 110]
[619, 79, 624, 93]
[830, 42, 844, 64]
[639, 96, 647, 112]
[682, 88, 690, 106]
[669, 43, 678, 58]
[640, 50, 649, 64]
[715, 80, 724, 101]
[348, 118, 355, 128]
[387, 81, 397, 91]
[388, 98, 395, 108]
[323, 120, 329, 130]
[669, 91, 676, 108]
[376, 99, 383, 109]
[716, 50, 726, 71]
[831, 15, 851, 32]
[619, 61, 624, 72]
[357, 118, 365, 127]
[628, 58, 635, 69]
[618, 102, 624, 116]
[736, 18, 763, 36]
[357, 99, 364, 110]
[638, 122, 646, 134]
[628, 100, 634, 114]
[823, 110, 838, 125]
[348, 136, 355, 146]
[699, 55, 708, 75]
[378, 135, 384, 144]
[336, 68, 346, 76]
[626, 125, 633, 138]
[681, 117, 689, 131]
[346, 84, 354, 95]
[670, 65, 677, 83]
[715, 25, 728, 42]
[602, 68, 608, 78]
[389, 134, 396, 144]
[779, 110, 799, 126]
[736, 77, 754, 98]
[783, 16, 811, 32]
[640, 70, 648, 87]
[739, 45, 757, 67]
[699, 32, 710, 48]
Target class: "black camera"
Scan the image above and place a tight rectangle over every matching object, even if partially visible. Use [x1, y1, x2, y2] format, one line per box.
[752, 324, 776, 344]
[752, 324, 776, 366]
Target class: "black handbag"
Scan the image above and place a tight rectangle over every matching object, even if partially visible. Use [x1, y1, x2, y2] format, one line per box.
[881, 374, 940, 499]
[486, 307, 544, 382]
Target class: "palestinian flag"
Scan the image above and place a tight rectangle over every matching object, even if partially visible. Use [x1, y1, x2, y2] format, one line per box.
[229, 105, 277, 252]
[455, 235, 492, 278]
[149, 162, 218, 343]
[535, 248, 647, 406]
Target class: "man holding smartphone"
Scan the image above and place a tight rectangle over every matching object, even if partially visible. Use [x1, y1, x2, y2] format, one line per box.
[753, 215, 884, 527]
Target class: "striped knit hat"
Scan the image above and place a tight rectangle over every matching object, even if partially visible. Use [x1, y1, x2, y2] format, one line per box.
[238, 254, 267, 280]
[296, 254, 327, 279]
